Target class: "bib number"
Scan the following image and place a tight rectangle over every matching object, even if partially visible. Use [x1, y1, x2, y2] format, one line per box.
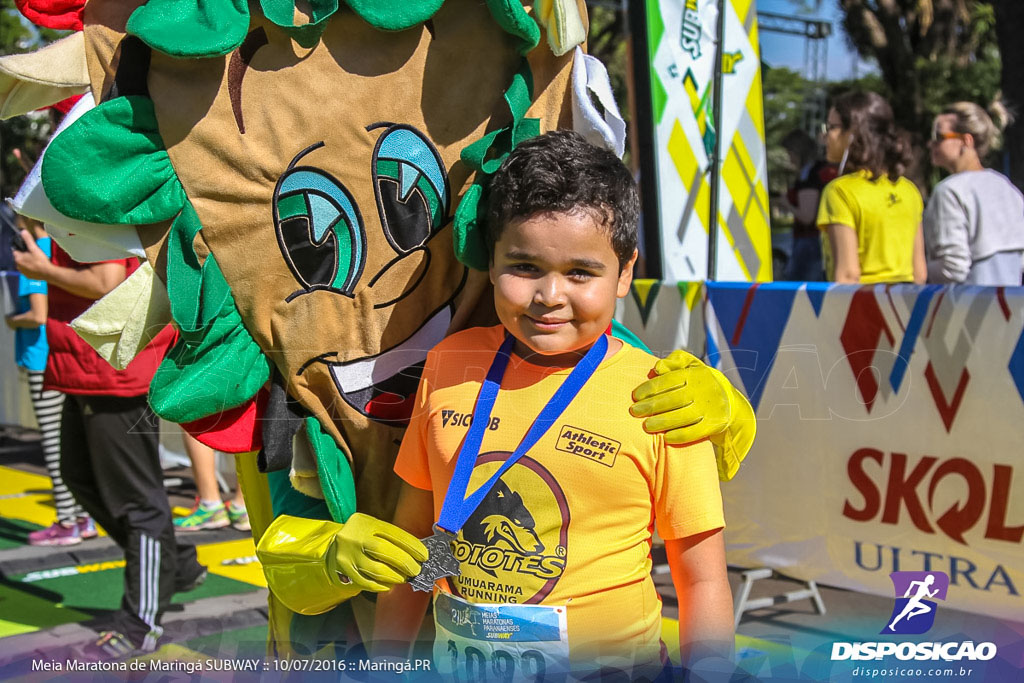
[433, 592, 569, 682]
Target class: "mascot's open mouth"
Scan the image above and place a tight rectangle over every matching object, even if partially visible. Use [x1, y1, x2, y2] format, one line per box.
[327, 305, 451, 425]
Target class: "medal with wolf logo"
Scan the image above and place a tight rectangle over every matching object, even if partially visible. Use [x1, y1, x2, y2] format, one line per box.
[410, 333, 603, 594]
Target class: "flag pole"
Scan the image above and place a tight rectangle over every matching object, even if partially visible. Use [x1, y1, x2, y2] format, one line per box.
[706, 0, 727, 281]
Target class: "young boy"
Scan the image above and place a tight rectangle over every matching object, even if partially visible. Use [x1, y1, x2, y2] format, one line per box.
[374, 131, 733, 679]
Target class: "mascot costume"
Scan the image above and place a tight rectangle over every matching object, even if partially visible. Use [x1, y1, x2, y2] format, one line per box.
[3, 0, 755, 658]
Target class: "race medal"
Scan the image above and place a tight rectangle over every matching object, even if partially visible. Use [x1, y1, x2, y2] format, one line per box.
[409, 525, 461, 592]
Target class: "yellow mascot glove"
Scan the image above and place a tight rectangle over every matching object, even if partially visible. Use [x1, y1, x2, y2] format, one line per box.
[630, 349, 756, 482]
[329, 513, 429, 593]
[258, 513, 428, 615]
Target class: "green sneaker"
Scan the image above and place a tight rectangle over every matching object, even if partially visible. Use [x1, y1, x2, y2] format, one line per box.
[227, 502, 250, 532]
[174, 500, 229, 531]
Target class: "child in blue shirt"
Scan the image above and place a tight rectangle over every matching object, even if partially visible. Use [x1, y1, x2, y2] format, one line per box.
[5, 218, 93, 546]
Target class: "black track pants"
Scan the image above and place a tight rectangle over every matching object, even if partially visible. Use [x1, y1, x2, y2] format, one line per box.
[59, 394, 202, 649]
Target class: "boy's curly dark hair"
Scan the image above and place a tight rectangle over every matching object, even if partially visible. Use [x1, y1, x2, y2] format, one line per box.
[832, 91, 913, 181]
[485, 130, 639, 269]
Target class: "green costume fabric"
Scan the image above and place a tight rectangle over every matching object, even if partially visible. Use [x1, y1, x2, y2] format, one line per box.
[166, 202, 230, 333]
[269, 469, 332, 520]
[453, 62, 540, 270]
[127, 0, 250, 58]
[344, 0, 444, 31]
[611, 318, 652, 354]
[259, 0, 337, 47]
[150, 203, 271, 423]
[149, 289, 271, 422]
[484, 0, 540, 54]
[306, 417, 357, 523]
[41, 95, 186, 225]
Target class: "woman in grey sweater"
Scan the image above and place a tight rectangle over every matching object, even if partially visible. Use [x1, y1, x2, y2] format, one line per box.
[924, 101, 1024, 286]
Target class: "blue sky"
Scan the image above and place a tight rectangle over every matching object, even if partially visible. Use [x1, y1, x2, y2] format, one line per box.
[756, 0, 876, 80]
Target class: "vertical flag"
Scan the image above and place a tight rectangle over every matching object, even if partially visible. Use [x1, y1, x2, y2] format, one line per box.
[642, 0, 772, 282]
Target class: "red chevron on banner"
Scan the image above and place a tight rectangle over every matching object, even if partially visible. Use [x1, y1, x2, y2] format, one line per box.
[924, 362, 969, 433]
[840, 288, 896, 413]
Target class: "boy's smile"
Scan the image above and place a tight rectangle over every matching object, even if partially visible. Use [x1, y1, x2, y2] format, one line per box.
[489, 210, 637, 366]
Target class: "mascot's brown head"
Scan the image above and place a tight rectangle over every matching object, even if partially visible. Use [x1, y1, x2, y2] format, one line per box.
[10, 0, 597, 520]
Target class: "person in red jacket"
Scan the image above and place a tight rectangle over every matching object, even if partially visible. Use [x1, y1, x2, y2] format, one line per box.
[12, 233, 207, 658]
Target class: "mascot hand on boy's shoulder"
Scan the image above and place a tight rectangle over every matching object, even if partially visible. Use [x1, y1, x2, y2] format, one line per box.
[630, 349, 756, 482]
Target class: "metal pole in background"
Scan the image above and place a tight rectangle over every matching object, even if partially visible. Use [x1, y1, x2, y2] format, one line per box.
[706, 0, 726, 281]
[626, 0, 664, 280]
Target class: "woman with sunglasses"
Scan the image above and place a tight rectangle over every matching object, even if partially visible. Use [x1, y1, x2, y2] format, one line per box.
[817, 91, 926, 284]
[924, 101, 1024, 285]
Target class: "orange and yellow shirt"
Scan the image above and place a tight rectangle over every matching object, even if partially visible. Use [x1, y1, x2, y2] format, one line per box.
[395, 325, 725, 666]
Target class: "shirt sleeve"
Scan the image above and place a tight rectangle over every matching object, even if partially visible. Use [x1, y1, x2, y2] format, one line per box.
[17, 237, 50, 297]
[17, 273, 46, 297]
[394, 349, 436, 491]
[817, 179, 855, 231]
[923, 185, 971, 283]
[653, 438, 725, 541]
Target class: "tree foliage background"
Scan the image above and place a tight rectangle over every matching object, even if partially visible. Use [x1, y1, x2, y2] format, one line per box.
[795, 0, 1013, 188]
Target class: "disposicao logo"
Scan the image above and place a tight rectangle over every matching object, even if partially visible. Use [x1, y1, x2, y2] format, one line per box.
[882, 571, 949, 635]
[831, 571, 998, 663]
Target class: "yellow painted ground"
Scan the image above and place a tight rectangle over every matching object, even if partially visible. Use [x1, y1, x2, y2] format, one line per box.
[0, 466, 50, 496]
[0, 465, 106, 536]
[0, 492, 56, 528]
[196, 538, 265, 588]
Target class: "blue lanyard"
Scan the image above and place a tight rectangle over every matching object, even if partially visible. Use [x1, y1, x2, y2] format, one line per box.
[437, 333, 608, 534]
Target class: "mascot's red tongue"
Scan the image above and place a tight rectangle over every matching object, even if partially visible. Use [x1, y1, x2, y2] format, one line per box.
[365, 391, 417, 423]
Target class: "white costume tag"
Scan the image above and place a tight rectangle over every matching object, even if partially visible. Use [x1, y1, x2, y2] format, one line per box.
[433, 591, 569, 681]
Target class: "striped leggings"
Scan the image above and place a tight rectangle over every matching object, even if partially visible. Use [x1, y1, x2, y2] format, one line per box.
[25, 370, 83, 525]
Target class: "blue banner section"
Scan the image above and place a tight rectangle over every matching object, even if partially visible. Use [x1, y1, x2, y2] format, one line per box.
[706, 282, 799, 411]
[804, 282, 828, 318]
[1010, 328, 1024, 405]
[888, 285, 940, 394]
[435, 593, 562, 642]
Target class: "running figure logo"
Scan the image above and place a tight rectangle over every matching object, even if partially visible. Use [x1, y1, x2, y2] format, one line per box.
[882, 571, 950, 635]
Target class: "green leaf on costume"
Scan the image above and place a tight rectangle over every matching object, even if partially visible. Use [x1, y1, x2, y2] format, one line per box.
[127, 0, 250, 58]
[306, 417, 357, 523]
[259, 0, 336, 48]
[167, 202, 231, 333]
[483, 0, 540, 54]
[453, 61, 540, 272]
[345, 0, 444, 31]
[453, 183, 488, 271]
[41, 96, 186, 225]
[151, 243, 271, 424]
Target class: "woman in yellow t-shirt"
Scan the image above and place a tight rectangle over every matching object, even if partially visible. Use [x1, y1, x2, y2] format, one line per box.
[817, 92, 926, 284]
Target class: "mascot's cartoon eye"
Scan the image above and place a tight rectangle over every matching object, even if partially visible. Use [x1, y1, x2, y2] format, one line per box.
[274, 143, 366, 298]
[370, 124, 450, 254]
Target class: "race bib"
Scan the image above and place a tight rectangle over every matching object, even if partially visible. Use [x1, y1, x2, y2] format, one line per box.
[433, 592, 570, 682]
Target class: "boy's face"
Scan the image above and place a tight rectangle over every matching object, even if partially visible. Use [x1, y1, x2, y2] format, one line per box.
[489, 210, 637, 364]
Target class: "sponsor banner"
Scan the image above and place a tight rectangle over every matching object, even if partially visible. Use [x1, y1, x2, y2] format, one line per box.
[643, 0, 772, 281]
[700, 282, 1024, 621]
[615, 279, 705, 356]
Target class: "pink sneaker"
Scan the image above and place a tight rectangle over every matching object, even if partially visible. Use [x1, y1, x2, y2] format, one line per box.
[77, 517, 98, 540]
[28, 522, 81, 547]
